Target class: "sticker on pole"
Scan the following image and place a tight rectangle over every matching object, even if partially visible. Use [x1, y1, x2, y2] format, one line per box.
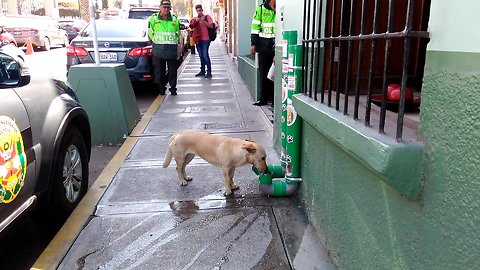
[282, 62, 289, 73]
[286, 102, 297, 127]
[0, 116, 26, 203]
[288, 74, 296, 90]
[282, 78, 288, 103]
[282, 40, 288, 58]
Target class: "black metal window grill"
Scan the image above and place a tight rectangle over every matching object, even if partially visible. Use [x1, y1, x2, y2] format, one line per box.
[302, 0, 431, 141]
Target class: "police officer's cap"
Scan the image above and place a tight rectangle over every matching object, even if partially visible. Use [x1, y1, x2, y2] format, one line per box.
[160, 0, 171, 7]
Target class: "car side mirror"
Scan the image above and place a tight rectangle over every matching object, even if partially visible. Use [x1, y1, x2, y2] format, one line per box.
[0, 53, 30, 88]
[18, 68, 31, 87]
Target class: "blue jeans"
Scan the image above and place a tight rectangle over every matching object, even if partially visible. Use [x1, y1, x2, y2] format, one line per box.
[196, 40, 211, 74]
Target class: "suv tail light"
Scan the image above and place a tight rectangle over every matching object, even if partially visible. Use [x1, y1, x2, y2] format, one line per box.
[66, 45, 88, 57]
[129, 45, 152, 57]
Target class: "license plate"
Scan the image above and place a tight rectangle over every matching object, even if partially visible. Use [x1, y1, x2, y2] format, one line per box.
[99, 52, 117, 61]
[14, 31, 22, 36]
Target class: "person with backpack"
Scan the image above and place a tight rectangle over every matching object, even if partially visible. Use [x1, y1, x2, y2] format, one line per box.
[189, 4, 215, 78]
[251, 0, 276, 106]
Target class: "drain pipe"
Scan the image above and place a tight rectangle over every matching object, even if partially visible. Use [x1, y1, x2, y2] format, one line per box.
[280, 30, 297, 167]
[284, 44, 303, 183]
[253, 31, 303, 197]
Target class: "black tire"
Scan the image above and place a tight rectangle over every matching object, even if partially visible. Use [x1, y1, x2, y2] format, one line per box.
[63, 35, 69, 47]
[42, 37, 50, 51]
[51, 126, 89, 220]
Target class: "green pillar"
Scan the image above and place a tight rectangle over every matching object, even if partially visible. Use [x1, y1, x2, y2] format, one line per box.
[281, 30, 297, 168]
[67, 64, 141, 146]
[285, 44, 303, 180]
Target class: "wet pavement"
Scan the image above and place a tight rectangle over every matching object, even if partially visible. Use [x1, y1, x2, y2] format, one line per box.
[34, 41, 336, 270]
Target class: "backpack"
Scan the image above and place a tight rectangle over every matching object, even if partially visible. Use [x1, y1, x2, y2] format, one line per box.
[206, 15, 217, 41]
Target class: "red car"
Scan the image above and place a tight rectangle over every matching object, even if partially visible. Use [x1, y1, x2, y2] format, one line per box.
[0, 27, 17, 46]
[5, 19, 68, 51]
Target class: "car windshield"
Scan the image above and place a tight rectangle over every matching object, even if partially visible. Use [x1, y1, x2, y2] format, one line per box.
[4, 18, 54, 29]
[81, 20, 147, 38]
[128, 10, 157, 19]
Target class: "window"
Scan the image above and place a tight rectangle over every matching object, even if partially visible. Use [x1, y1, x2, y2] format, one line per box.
[302, 0, 431, 141]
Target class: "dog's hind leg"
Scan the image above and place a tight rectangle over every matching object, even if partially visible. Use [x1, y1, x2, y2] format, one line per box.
[174, 156, 188, 186]
[182, 153, 195, 181]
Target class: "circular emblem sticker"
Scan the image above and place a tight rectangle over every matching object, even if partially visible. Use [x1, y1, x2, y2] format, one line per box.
[0, 116, 26, 203]
[286, 102, 297, 127]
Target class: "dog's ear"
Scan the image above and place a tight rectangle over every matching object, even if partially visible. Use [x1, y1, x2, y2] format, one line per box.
[242, 142, 257, 154]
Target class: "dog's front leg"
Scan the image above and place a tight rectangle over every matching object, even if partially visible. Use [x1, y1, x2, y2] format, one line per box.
[222, 168, 233, 196]
[228, 168, 239, 191]
[222, 167, 238, 196]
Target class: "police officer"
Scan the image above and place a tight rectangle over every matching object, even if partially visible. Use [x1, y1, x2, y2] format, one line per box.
[148, 0, 180, 95]
[250, 0, 276, 106]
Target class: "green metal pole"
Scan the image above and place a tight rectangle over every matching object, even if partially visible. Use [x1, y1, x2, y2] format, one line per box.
[281, 30, 297, 168]
[253, 31, 302, 197]
[285, 44, 303, 180]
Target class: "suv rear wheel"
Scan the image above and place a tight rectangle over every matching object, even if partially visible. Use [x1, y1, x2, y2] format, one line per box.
[63, 35, 69, 47]
[42, 37, 51, 51]
[51, 126, 89, 219]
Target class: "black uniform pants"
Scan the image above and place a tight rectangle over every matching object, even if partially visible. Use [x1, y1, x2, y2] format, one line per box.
[153, 55, 177, 92]
[258, 51, 274, 103]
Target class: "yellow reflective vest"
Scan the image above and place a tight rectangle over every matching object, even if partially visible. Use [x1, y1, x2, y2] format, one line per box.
[148, 13, 180, 59]
[250, 3, 275, 53]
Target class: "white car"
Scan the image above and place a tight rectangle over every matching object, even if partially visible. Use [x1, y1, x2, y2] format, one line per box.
[0, 43, 29, 81]
[0, 43, 25, 61]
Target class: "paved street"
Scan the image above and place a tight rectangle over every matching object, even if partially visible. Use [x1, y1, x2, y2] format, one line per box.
[25, 47, 68, 78]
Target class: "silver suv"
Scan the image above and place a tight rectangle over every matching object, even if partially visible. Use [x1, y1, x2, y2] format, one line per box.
[0, 51, 91, 232]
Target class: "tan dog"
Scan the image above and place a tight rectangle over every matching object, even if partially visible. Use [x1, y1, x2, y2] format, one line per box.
[162, 131, 269, 196]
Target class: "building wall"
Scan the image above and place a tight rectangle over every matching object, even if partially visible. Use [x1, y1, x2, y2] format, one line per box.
[292, 0, 480, 269]
[427, 0, 480, 53]
[236, 0, 255, 56]
[3, 0, 17, 14]
[276, 0, 304, 41]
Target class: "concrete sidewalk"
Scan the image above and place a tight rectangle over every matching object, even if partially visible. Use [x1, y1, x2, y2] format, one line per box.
[34, 41, 336, 270]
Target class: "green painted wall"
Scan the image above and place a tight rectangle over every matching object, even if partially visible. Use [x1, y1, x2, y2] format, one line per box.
[237, 0, 257, 56]
[237, 55, 258, 99]
[298, 50, 480, 269]
[417, 50, 480, 268]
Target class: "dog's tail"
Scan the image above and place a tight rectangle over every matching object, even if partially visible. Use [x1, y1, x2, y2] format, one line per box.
[162, 134, 175, 168]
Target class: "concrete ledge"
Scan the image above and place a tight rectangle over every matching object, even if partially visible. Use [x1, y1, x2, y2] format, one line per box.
[293, 94, 424, 201]
[237, 55, 258, 100]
